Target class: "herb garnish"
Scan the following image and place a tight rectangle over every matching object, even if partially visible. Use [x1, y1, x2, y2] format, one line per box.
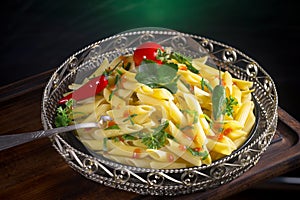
[170, 52, 199, 74]
[141, 120, 169, 149]
[200, 78, 213, 92]
[187, 147, 209, 160]
[123, 114, 138, 125]
[212, 85, 226, 121]
[202, 113, 212, 123]
[224, 96, 238, 117]
[108, 91, 114, 101]
[104, 124, 120, 130]
[156, 49, 199, 74]
[55, 99, 74, 127]
[211, 68, 226, 122]
[135, 62, 180, 94]
[122, 134, 137, 140]
[112, 134, 137, 142]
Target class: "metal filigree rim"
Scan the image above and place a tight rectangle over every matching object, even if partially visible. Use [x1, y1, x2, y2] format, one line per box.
[41, 27, 278, 196]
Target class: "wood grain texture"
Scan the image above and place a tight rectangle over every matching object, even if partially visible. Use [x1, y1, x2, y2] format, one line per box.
[0, 72, 299, 200]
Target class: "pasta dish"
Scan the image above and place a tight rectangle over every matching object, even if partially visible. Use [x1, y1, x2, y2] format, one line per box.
[55, 42, 256, 169]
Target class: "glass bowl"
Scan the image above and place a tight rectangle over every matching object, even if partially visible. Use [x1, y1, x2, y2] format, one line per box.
[41, 27, 278, 196]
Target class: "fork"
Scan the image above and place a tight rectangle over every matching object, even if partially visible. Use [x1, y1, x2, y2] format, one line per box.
[0, 115, 112, 151]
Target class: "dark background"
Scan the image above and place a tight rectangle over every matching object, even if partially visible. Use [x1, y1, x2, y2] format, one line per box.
[0, 0, 299, 197]
[1, 0, 299, 120]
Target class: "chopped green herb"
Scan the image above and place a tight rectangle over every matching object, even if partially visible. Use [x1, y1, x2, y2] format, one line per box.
[104, 124, 120, 130]
[187, 147, 209, 160]
[55, 99, 74, 127]
[104, 60, 123, 76]
[224, 96, 238, 117]
[202, 113, 212, 123]
[200, 78, 213, 92]
[141, 120, 169, 149]
[122, 134, 137, 140]
[123, 114, 138, 125]
[114, 74, 121, 85]
[156, 48, 169, 63]
[116, 69, 123, 76]
[157, 49, 200, 74]
[170, 52, 199, 74]
[111, 134, 137, 142]
[108, 90, 114, 101]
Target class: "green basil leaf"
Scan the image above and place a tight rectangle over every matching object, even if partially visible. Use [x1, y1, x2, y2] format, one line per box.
[135, 63, 179, 94]
[135, 63, 158, 85]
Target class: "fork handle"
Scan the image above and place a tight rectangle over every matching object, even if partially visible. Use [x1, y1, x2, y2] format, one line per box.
[0, 122, 98, 151]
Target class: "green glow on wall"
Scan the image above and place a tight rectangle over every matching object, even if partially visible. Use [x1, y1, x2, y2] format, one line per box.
[38, 0, 281, 39]
[89, 0, 227, 33]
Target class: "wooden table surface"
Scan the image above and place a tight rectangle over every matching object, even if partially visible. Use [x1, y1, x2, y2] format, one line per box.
[1, 70, 300, 200]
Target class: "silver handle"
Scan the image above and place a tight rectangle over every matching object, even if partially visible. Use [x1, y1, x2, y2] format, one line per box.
[0, 123, 98, 151]
[0, 115, 112, 151]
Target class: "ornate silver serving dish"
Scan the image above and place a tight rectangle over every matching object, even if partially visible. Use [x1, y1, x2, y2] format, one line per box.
[41, 27, 278, 196]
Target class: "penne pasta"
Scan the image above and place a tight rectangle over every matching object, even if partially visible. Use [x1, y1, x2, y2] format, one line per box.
[146, 149, 178, 162]
[57, 50, 257, 169]
[222, 71, 233, 95]
[108, 141, 148, 158]
[235, 101, 253, 126]
[243, 108, 256, 133]
[232, 78, 253, 90]
[207, 136, 236, 155]
[166, 139, 202, 166]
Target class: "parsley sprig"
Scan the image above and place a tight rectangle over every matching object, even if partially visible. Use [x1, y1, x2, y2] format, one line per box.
[156, 49, 200, 74]
[55, 99, 74, 127]
[107, 121, 171, 149]
[141, 120, 169, 149]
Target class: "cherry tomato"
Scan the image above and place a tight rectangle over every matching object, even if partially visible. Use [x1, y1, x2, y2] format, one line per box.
[133, 42, 164, 66]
